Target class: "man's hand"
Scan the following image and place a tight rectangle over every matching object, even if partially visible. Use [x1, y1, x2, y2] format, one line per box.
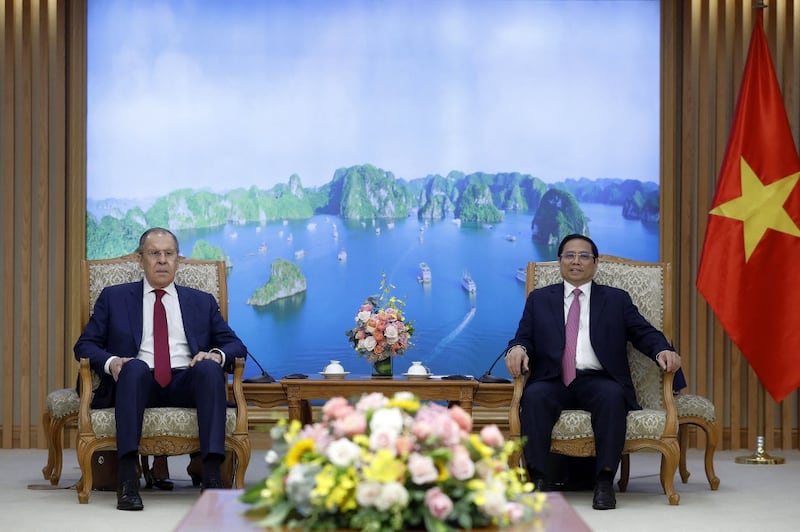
[504, 345, 529, 378]
[190, 350, 223, 367]
[656, 350, 681, 373]
[110, 357, 134, 381]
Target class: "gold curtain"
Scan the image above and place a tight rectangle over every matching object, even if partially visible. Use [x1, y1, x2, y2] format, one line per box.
[0, 0, 798, 449]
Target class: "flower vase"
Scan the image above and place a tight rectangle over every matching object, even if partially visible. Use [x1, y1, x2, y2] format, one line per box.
[371, 357, 393, 378]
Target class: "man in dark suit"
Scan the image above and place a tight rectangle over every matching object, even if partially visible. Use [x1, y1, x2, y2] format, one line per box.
[504, 234, 681, 510]
[74, 227, 247, 511]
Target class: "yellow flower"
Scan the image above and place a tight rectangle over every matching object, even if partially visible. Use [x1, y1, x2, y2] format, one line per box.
[469, 433, 494, 459]
[284, 419, 302, 442]
[285, 438, 315, 468]
[387, 396, 420, 413]
[362, 449, 404, 482]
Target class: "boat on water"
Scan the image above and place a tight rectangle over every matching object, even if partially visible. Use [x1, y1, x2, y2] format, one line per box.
[505, 234, 517, 242]
[294, 249, 305, 259]
[516, 267, 526, 283]
[461, 271, 477, 293]
[258, 241, 268, 254]
[338, 249, 347, 262]
[418, 262, 432, 283]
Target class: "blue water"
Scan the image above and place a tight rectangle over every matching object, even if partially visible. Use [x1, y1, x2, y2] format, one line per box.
[173, 203, 658, 380]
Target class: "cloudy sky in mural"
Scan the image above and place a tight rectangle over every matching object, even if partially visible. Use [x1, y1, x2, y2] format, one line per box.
[87, 0, 659, 199]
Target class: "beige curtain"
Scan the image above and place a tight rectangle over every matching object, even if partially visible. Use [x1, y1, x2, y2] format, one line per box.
[0, 0, 798, 449]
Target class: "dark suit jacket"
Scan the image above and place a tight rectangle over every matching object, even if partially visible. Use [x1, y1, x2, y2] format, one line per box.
[74, 280, 247, 408]
[508, 281, 672, 409]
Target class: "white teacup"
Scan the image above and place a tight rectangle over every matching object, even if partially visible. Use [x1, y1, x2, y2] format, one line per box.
[406, 361, 429, 376]
[324, 360, 345, 374]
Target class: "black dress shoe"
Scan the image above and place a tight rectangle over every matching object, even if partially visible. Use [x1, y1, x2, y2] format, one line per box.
[116, 479, 144, 511]
[152, 478, 174, 491]
[592, 480, 616, 510]
[530, 474, 553, 493]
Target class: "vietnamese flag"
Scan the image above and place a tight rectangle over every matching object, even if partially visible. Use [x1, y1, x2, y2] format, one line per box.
[697, 11, 800, 402]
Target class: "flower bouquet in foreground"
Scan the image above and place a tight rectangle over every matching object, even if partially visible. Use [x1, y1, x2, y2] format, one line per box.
[240, 392, 546, 531]
[346, 273, 414, 371]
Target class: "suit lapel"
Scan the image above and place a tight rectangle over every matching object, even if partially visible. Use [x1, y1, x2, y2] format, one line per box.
[547, 283, 566, 343]
[589, 281, 606, 339]
[176, 285, 198, 354]
[127, 281, 144, 347]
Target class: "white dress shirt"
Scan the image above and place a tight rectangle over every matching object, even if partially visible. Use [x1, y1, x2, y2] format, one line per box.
[563, 281, 603, 371]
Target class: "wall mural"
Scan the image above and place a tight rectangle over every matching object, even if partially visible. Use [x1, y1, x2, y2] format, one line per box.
[87, 0, 661, 381]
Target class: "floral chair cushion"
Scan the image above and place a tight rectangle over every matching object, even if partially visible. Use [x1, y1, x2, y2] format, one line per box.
[46, 388, 80, 419]
[674, 393, 717, 422]
[89, 407, 239, 439]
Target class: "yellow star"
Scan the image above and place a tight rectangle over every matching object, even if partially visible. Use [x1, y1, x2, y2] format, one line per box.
[710, 157, 800, 261]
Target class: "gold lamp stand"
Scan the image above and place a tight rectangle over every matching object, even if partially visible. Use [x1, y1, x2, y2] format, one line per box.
[735, 386, 785, 465]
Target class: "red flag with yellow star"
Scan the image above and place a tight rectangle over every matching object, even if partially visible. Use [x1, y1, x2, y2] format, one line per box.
[697, 11, 800, 402]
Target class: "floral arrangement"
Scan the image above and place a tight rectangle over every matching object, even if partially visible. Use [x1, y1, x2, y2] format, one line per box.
[240, 392, 546, 532]
[346, 273, 414, 364]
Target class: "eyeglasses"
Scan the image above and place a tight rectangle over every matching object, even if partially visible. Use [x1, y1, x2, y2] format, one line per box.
[560, 252, 595, 262]
[144, 250, 177, 260]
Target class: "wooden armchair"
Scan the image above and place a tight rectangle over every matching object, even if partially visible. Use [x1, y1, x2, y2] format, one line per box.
[72, 254, 250, 503]
[508, 255, 680, 505]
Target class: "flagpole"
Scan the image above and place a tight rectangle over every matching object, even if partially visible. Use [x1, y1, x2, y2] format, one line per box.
[735, 385, 784, 465]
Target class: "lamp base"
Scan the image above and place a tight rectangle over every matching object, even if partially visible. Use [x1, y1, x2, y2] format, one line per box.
[735, 436, 785, 465]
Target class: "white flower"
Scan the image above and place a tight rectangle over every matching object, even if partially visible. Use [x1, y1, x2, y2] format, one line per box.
[370, 407, 404, 434]
[375, 481, 409, 511]
[357, 310, 372, 322]
[359, 336, 377, 351]
[369, 427, 398, 454]
[393, 391, 415, 403]
[356, 481, 383, 507]
[326, 438, 362, 467]
[384, 324, 399, 344]
[264, 449, 279, 465]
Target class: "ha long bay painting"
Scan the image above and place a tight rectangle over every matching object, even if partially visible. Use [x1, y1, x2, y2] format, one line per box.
[86, 0, 661, 380]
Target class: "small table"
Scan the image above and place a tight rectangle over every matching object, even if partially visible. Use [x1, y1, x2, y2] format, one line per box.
[175, 489, 591, 531]
[281, 375, 480, 423]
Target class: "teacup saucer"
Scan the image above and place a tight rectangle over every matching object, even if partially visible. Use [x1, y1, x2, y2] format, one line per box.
[402, 373, 431, 380]
[319, 371, 350, 380]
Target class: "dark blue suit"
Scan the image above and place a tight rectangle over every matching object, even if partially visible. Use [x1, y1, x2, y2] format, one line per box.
[74, 281, 247, 458]
[508, 281, 672, 477]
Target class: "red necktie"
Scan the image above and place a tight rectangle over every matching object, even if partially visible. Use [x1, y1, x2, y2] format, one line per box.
[562, 288, 582, 386]
[153, 289, 171, 387]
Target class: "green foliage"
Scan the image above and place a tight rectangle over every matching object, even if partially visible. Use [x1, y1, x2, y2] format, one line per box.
[248, 259, 307, 306]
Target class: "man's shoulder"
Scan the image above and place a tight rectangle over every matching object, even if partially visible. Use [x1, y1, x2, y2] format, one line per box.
[175, 284, 216, 301]
[591, 282, 630, 299]
[101, 280, 141, 294]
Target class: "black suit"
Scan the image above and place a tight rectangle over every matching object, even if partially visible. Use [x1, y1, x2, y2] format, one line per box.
[508, 281, 672, 477]
[74, 281, 247, 458]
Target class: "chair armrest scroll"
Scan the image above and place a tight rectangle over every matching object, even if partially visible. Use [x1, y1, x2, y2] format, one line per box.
[661, 370, 678, 439]
[231, 358, 249, 435]
[78, 358, 95, 437]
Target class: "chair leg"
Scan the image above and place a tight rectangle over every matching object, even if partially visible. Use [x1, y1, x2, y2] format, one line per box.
[42, 412, 73, 486]
[617, 454, 630, 492]
[659, 446, 680, 505]
[702, 421, 721, 490]
[678, 424, 690, 483]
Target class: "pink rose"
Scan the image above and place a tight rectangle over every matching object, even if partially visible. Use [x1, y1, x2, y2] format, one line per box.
[407, 452, 439, 484]
[424, 487, 453, 520]
[355, 392, 389, 412]
[480, 425, 505, 447]
[369, 428, 398, 454]
[448, 405, 473, 432]
[395, 435, 415, 456]
[505, 501, 525, 524]
[448, 448, 476, 480]
[411, 419, 434, 441]
[322, 397, 354, 421]
[333, 411, 367, 437]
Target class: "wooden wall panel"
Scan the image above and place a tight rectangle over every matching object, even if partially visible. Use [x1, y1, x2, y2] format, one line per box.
[0, 0, 798, 450]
